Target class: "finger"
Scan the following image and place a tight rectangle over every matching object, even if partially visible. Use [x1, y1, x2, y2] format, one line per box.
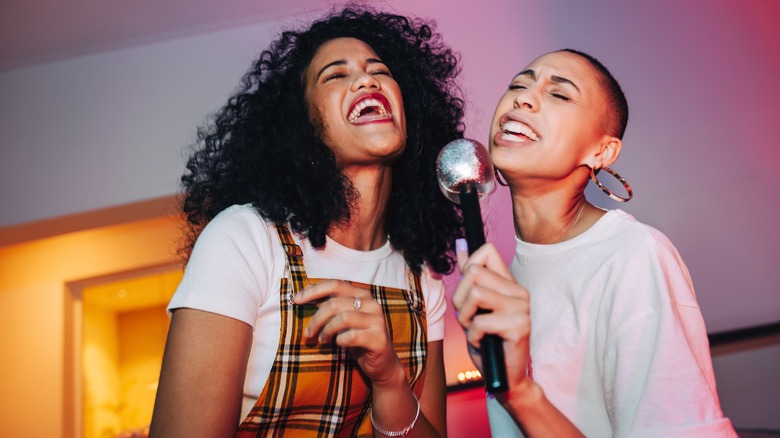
[316, 310, 368, 344]
[304, 296, 362, 338]
[455, 283, 528, 329]
[452, 264, 528, 315]
[465, 312, 531, 348]
[305, 296, 380, 340]
[452, 244, 516, 308]
[294, 279, 369, 304]
[454, 281, 502, 328]
[454, 283, 487, 329]
[455, 238, 469, 271]
[462, 263, 529, 301]
[461, 243, 514, 281]
[451, 268, 476, 311]
[319, 311, 384, 345]
[333, 325, 390, 350]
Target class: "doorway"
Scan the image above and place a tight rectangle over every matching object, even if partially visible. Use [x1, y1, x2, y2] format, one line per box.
[72, 267, 181, 438]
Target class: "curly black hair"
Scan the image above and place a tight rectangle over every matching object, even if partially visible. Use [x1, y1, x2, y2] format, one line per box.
[179, 4, 466, 274]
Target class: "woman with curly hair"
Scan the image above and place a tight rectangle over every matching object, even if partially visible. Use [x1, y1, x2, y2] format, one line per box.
[149, 5, 464, 438]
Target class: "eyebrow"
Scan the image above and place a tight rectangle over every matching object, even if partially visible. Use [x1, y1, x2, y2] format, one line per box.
[514, 69, 581, 92]
[315, 58, 386, 81]
[515, 69, 535, 80]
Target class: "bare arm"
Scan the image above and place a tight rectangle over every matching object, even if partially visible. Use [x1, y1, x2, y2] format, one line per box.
[149, 308, 252, 438]
[418, 340, 447, 436]
[453, 244, 584, 438]
[368, 340, 447, 437]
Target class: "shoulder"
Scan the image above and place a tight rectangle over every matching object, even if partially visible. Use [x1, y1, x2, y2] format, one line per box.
[596, 209, 699, 308]
[597, 209, 684, 262]
[206, 204, 266, 233]
[198, 204, 277, 247]
[189, 204, 287, 273]
[171, 204, 287, 326]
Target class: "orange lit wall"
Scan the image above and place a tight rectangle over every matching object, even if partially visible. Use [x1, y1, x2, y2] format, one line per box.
[82, 303, 122, 438]
[118, 305, 171, 433]
[0, 216, 181, 438]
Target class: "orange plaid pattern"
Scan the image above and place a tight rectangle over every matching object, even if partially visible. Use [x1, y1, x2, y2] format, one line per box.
[236, 224, 428, 437]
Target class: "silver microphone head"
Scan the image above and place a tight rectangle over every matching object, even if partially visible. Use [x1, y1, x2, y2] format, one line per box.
[436, 138, 495, 204]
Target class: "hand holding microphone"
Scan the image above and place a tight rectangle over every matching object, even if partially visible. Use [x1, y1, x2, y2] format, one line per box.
[436, 138, 509, 393]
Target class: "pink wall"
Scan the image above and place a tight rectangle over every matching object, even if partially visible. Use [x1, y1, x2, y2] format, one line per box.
[447, 386, 491, 436]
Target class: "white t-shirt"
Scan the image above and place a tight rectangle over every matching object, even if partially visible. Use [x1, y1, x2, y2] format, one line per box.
[487, 209, 736, 437]
[168, 204, 447, 419]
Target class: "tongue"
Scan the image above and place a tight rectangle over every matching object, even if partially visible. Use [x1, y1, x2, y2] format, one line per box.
[354, 112, 389, 124]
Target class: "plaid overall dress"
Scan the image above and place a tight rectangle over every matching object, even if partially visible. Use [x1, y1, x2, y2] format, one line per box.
[236, 224, 428, 437]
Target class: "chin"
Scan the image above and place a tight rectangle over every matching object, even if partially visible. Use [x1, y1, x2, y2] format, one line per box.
[369, 135, 405, 155]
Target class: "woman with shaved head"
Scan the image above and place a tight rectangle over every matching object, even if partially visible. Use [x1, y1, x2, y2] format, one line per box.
[453, 49, 736, 437]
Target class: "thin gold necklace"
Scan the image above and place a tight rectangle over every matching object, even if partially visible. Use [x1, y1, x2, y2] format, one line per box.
[560, 203, 586, 243]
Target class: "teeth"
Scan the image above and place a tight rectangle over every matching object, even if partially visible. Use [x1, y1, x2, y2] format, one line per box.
[348, 98, 389, 123]
[502, 120, 539, 141]
[501, 132, 525, 142]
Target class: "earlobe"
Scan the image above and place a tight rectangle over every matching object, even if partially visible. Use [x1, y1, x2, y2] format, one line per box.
[592, 136, 622, 169]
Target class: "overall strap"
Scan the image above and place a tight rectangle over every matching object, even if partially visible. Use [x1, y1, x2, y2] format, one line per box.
[406, 267, 423, 309]
[274, 223, 309, 293]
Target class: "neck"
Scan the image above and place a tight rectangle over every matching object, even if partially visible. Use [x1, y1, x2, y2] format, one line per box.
[504, 166, 605, 244]
[328, 166, 393, 251]
[510, 180, 602, 244]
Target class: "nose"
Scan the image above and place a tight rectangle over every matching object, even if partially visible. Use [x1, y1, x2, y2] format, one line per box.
[513, 88, 538, 111]
[352, 71, 381, 91]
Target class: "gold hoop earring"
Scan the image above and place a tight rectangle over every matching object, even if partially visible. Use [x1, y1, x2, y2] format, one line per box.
[589, 167, 633, 202]
[494, 168, 508, 187]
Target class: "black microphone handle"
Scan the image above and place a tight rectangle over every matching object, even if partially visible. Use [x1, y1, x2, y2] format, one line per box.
[458, 187, 509, 393]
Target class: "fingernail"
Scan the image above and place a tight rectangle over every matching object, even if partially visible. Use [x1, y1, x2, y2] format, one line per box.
[303, 327, 311, 337]
[456, 238, 468, 253]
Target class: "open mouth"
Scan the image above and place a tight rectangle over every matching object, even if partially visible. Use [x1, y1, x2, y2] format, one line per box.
[500, 120, 540, 142]
[348, 93, 392, 124]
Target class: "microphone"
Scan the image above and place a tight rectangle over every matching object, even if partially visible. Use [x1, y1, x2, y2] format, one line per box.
[436, 138, 508, 393]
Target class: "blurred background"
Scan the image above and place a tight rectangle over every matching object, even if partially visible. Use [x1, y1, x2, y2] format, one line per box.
[1, 0, 778, 436]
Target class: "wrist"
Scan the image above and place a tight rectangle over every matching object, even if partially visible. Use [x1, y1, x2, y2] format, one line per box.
[370, 361, 408, 392]
[503, 378, 543, 416]
[371, 393, 420, 436]
[370, 367, 419, 437]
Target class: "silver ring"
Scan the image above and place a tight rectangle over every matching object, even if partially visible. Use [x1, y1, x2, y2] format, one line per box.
[353, 296, 362, 311]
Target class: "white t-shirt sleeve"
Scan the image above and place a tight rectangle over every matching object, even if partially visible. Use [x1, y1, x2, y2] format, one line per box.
[421, 266, 447, 342]
[167, 205, 280, 327]
[603, 227, 735, 437]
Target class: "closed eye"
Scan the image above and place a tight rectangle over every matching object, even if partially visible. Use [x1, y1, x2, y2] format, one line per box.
[324, 72, 347, 82]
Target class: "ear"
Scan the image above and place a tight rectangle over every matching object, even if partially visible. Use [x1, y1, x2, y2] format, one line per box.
[587, 135, 622, 169]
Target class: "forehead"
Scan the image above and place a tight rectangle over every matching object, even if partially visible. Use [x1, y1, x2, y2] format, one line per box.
[522, 51, 603, 94]
[308, 37, 378, 69]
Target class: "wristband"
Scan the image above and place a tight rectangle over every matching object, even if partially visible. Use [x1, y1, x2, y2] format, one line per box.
[370, 393, 420, 436]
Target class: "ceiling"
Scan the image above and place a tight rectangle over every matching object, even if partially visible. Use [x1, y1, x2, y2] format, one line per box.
[0, 0, 322, 72]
